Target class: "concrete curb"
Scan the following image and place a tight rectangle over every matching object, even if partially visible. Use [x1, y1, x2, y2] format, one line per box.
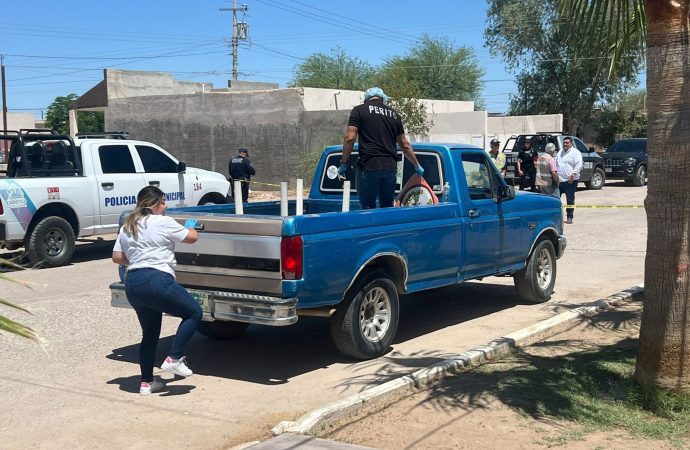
[271, 284, 644, 437]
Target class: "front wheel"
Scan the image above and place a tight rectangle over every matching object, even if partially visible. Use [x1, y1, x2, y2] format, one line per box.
[25, 216, 76, 268]
[514, 239, 557, 303]
[585, 167, 605, 190]
[330, 269, 399, 360]
[632, 165, 647, 187]
[197, 321, 249, 339]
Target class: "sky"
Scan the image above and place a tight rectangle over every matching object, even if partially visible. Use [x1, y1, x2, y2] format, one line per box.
[0, 0, 595, 119]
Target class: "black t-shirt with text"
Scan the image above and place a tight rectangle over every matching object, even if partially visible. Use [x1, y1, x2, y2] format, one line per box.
[348, 99, 404, 171]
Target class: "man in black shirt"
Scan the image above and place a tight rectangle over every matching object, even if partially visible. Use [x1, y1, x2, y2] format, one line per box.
[340, 87, 424, 209]
[517, 139, 538, 191]
[228, 147, 256, 202]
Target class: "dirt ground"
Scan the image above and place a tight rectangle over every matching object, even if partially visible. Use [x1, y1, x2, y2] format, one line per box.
[319, 300, 682, 450]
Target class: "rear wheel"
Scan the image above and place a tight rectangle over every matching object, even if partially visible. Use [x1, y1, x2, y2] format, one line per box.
[514, 239, 556, 303]
[632, 165, 647, 187]
[585, 167, 605, 190]
[198, 193, 228, 205]
[197, 321, 249, 339]
[330, 269, 399, 360]
[25, 216, 75, 268]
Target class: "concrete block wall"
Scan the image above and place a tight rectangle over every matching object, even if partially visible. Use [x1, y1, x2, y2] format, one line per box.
[106, 89, 349, 188]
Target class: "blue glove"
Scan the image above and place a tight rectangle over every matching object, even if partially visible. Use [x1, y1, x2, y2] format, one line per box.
[337, 164, 347, 180]
[415, 165, 425, 176]
[184, 218, 197, 228]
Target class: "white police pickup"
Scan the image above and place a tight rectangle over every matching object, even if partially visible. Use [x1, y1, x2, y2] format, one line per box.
[0, 130, 229, 267]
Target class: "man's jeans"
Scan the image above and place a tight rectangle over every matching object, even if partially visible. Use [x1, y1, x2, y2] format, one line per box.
[559, 181, 577, 219]
[125, 268, 202, 382]
[356, 169, 397, 209]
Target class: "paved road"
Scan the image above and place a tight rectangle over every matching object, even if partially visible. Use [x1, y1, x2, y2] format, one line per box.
[0, 182, 646, 449]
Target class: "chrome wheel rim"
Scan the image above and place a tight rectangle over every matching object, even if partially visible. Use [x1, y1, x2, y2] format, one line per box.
[638, 167, 646, 181]
[359, 286, 391, 343]
[592, 171, 603, 187]
[536, 247, 553, 290]
[43, 227, 66, 257]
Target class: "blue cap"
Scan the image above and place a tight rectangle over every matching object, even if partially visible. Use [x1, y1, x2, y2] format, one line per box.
[364, 87, 388, 104]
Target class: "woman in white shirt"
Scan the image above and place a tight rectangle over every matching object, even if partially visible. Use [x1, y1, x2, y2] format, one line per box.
[112, 186, 200, 395]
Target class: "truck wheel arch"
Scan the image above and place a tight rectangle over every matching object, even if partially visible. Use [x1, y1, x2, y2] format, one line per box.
[198, 192, 228, 205]
[529, 228, 561, 259]
[345, 253, 408, 299]
[27, 203, 79, 238]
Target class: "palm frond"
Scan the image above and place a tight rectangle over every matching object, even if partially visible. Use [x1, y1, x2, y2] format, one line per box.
[0, 257, 42, 343]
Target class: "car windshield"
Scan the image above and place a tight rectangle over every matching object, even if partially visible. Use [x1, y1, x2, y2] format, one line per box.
[607, 139, 647, 153]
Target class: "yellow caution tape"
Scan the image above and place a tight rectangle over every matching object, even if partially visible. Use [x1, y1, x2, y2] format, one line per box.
[563, 205, 644, 208]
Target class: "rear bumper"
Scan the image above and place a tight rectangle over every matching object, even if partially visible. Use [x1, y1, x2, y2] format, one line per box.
[109, 282, 298, 326]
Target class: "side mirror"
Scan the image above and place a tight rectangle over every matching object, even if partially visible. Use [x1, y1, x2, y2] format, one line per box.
[177, 161, 187, 173]
[498, 185, 516, 201]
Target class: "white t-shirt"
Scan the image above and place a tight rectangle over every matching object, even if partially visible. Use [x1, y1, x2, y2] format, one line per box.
[556, 147, 584, 182]
[113, 214, 189, 278]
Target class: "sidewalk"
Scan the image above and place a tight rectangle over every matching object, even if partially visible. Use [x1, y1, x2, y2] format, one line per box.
[239, 286, 644, 450]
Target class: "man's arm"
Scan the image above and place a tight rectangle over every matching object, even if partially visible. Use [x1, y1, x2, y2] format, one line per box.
[397, 133, 420, 167]
[245, 159, 256, 176]
[342, 126, 358, 164]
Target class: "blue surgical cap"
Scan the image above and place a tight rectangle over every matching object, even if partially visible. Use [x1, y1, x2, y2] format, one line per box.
[364, 87, 388, 104]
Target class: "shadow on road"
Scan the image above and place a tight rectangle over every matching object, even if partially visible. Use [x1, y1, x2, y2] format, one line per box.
[106, 281, 527, 386]
[0, 237, 114, 271]
[106, 374, 196, 396]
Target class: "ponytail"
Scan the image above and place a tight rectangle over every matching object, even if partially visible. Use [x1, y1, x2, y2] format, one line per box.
[123, 186, 165, 239]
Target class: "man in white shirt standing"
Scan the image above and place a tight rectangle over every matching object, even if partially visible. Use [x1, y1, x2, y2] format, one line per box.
[556, 136, 583, 224]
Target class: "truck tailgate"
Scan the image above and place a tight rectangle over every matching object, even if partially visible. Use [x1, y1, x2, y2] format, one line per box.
[169, 213, 284, 296]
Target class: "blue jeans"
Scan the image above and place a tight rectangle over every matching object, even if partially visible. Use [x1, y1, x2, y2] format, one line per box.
[559, 181, 577, 219]
[125, 268, 202, 382]
[356, 169, 396, 209]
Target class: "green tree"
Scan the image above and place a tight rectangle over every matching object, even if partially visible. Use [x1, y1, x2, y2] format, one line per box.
[289, 47, 376, 91]
[384, 35, 485, 107]
[485, 0, 643, 130]
[558, 0, 690, 393]
[377, 60, 433, 136]
[593, 89, 647, 147]
[45, 94, 104, 134]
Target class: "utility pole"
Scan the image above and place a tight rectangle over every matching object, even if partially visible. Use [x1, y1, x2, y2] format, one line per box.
[220, 1, 248, 80]
[1, 54, 8, 159]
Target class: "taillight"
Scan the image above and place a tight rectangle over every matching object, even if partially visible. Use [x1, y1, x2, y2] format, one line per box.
[0, 197, 3, 215]
[281, 236, 303, 280]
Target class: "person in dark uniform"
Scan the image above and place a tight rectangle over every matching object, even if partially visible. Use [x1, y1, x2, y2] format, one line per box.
[228, 147, 255, 202]
[517, 138, 538, 191]
[340, 87, 424, 209]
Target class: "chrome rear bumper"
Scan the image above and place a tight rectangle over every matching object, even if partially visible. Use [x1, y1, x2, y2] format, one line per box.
[109, 282, 298, 326]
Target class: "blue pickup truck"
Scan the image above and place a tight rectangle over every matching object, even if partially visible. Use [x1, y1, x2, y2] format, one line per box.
[110, 143, 566, 359]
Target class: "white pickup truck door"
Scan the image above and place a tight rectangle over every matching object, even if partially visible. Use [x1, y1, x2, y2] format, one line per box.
[93, 143, 146, 232]
[133, 144, 191, 208]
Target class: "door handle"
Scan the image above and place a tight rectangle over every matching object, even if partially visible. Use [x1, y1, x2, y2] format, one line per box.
[469, 209, 480, 218]
[149, 181, 160, 186]
[101, 182, 114, 189]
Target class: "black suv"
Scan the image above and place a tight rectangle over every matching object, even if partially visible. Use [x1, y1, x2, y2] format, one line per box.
[601, 138, 647, 186]
[502, 133, 606, 190]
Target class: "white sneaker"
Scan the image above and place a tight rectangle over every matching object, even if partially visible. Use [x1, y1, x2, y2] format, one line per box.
[161, 356, 193, 377]
[140, 378, 164, 396]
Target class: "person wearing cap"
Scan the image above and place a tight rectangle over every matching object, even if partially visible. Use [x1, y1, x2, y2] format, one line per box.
[489, 138, 506, 177]
[535, 142, 560, 198]
[340, 87, 425, 209]
[517, 138, 538, 191]
[228, 147, 255, 203]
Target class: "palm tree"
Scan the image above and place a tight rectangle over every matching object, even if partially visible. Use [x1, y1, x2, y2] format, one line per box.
[1, 258, 40, 342]
[559, 0, 690, 392]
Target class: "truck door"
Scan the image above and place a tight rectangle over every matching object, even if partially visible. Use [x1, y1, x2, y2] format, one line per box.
[134, 144, 190, 208]
[460, 153, 501, 278]
[94, 144, 145, 232]
[573, 137, 594, 180]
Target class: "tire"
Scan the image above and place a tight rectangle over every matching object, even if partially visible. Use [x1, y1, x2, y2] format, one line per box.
[198, 193, 228, 206]
[197, 321, 249, 339]
[585, 167, 605, 190]
[25, 216, 76, 268]
[514, 239, 557, 303]
[330, 269, 400, 360]
[632, 165, 647, 187]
